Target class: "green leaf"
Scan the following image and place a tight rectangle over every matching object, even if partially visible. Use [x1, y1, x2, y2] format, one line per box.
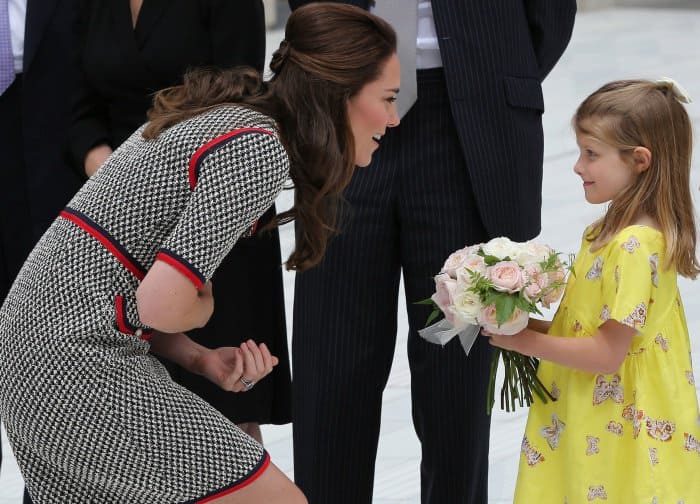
[425, 308, 442, 326]
[482, 254, 501, 266]
[414, 298, 437, 306]
[494, 294, 516, 325]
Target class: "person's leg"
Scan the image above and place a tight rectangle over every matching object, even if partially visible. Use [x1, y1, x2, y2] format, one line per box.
[0, 77, 36, 504]
[236, 422, 262, 443]
[207, 462, 306, 504]
[399, 69, 492, 504]
[292, 147, 402, 504]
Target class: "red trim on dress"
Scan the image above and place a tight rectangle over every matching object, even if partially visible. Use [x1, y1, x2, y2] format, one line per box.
[114, 295, 153, 341]
[188, 127, 275, 190]
[196, 453, 271, 503]
[156, 251, 205, 290]
[59, 210, 145, 281]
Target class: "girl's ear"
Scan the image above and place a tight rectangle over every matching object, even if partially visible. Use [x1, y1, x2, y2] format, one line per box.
[632, 146, 652, 174]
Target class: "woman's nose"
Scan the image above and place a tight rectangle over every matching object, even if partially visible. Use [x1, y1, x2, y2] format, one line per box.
[388, 107, 400, 128]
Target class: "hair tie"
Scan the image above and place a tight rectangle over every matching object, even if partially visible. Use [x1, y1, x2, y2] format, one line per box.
[655, 77, 692, 104]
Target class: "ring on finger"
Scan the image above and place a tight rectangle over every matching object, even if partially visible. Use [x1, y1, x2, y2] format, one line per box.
[239, 376, 255, 391]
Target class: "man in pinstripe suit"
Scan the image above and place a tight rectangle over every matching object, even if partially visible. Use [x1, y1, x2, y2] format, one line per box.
[289, 1, 576, 502]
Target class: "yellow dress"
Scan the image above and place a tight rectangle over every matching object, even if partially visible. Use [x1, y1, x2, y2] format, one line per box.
[514, 226, 700, 504]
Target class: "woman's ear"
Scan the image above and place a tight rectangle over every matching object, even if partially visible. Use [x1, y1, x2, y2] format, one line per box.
[632, 146, 652, 174]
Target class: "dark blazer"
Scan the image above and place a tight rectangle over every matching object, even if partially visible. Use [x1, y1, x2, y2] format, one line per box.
[289, 0, 576, 241]
[68, 0, 266, 171]
[1, 0, 84, 240]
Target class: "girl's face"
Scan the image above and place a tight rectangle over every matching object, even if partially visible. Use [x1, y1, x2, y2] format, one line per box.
[346, 53, 401, 167]
[574, 126, 637, 204]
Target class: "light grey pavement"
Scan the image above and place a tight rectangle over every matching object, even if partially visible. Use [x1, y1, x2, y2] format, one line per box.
[3, 6, 700, 503]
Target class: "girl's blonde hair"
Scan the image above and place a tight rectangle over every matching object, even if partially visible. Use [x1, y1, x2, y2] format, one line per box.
[574, 79, 700, 279]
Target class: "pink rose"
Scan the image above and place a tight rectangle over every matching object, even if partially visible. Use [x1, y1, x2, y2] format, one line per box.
[486, 261, 526, 293]
[431, 273, 458, 323]
[462, 254, 487, 276]
[523, 264, 549, 302]
[478, 304, 529, 336]
[541, 268, 566, 308]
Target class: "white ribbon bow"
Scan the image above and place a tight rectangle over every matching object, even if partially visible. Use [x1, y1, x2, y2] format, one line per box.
[656, 76, 692, 104]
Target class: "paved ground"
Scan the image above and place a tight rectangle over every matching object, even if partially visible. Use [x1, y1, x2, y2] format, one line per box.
[2, 6, 700, 503]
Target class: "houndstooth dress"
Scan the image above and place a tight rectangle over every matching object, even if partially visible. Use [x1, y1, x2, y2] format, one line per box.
[0, 105, 289, 503]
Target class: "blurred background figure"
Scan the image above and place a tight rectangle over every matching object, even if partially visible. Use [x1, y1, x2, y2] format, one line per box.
[68, 0, 291, 444]
[0, 0, 84, 502]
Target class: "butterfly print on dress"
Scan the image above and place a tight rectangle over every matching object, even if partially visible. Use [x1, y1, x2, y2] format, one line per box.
[540, 413, 566, 450]
[645, 416, 675, 442]
[587, 485, 608, 501]
[593, 374, 624, 405]
[621, 235, 640, 253]
[586, 435, 600, 456]
[521, 436, 545, 467]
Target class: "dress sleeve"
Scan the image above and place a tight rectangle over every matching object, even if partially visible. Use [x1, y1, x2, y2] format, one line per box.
[599, 229, 661, 332]
[156, 129, 288, 288]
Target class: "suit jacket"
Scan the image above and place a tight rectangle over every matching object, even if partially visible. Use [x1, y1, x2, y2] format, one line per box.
[289, 0, 577, 241]
[2, 0, 84, 239]
[68, 0, 266, 172]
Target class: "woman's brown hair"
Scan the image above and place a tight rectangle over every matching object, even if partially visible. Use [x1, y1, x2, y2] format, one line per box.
[143, 4, 397, 271]
[574, 79, 700, 279]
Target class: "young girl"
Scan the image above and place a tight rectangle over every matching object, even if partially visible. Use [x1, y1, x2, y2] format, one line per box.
[487, 79, 700, 503]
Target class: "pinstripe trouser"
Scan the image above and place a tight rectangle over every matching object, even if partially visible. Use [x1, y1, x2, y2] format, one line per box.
[293, 69, 493, 504]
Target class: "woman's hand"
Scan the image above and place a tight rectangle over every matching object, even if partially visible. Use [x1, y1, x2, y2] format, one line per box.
[84, 144, 113, 177]
[195, 340, 279, 392]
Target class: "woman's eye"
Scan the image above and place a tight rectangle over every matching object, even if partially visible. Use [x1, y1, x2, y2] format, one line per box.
[586, 149, 597, 158]
[386, 96, 397, 103]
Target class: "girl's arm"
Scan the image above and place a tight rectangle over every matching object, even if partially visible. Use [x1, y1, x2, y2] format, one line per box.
[527, 317, 552, 333]
[486, 319, 635, 375]
[136, 260, 214, 333]
[149, 331, 278, 392]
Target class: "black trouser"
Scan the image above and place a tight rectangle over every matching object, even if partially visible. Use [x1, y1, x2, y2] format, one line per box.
[0, 77, 37, 504]
[292, 69, 493, 504]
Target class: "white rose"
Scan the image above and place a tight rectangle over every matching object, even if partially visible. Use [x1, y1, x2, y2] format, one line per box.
[482, 237, 520, 260]
[442, 249, 471, 277]
[514, 242, 552, 267]
[451, 288, 482, 326]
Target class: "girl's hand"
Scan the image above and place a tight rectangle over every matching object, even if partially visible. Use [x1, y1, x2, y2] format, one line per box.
[196, 340, 279, 392]
[482, 328, 529, 354]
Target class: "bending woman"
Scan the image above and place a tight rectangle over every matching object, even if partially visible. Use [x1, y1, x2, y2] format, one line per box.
[0, 4, 399, 503]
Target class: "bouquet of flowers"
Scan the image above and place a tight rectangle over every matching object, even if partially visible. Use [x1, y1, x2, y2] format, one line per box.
[418, 237, 568, 414]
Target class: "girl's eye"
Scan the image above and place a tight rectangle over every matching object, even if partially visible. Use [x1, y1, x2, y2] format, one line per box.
[586, 149, 597, 158]
[386, 96, 397, 103]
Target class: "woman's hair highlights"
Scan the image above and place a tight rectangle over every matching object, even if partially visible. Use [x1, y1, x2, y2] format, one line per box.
[144, 4, 396, 272]
[574, 79, 700, 279]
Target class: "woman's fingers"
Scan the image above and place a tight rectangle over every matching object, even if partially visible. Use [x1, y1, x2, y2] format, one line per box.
[259, 343, 277, 373]
[223, 348, 244, 392]
[236, 340, 281, 391]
